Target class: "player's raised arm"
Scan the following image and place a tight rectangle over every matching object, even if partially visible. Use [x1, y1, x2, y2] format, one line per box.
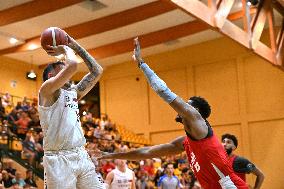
[67, 36, 103, 100]
[133, 38, 208, 140]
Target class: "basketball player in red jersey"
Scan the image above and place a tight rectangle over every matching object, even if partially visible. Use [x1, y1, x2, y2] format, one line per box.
[222, 134, 264, 189]
[98, 38, 248, 189]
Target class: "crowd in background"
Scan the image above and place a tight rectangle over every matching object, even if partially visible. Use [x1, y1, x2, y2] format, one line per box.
[0, 92, 200, 189]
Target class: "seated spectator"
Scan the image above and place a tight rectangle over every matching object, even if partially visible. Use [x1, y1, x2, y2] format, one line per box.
[2, 92, 12, 108]
[7, 108, 19, 133]
[5, 160, 16, 176]
[24, 170, 37, 188]
[12, 171, 26, 187]
[11, 182, 21, 189]
[2, 170, 13, 188]
[15, 102, 23, 111]
[22, 133, 36, 165]
[15, 111, 31, 140]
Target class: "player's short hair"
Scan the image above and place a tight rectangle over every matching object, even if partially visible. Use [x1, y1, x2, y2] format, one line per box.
[222, 133, 238, 147]
[42, 61, 65, 81]
[189, 96, 211, 119]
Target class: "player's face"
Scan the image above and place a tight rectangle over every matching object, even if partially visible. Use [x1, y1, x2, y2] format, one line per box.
[222, 138, 236, 155]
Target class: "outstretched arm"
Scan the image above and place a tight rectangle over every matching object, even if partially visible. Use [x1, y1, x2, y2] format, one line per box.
[100, 136, 185, 161]
[68, 36, 103, 100]
[133, 38, 208, 140]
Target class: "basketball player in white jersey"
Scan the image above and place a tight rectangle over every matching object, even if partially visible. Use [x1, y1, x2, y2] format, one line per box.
[105, 160, 136, 189]
[38, 33, 105, 189]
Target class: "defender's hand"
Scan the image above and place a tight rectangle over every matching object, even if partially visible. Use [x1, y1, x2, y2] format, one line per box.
[132, 37, 143, 66]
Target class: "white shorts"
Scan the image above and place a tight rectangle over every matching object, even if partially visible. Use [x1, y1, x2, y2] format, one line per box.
[43, 147, 105, 189]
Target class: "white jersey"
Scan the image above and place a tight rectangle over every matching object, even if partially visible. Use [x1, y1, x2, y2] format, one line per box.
[110, 167, 134, 189]
[38, 88, 86, 151]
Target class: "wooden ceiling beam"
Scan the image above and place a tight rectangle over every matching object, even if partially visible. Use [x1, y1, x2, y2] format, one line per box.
[78, 8, 251, 60]
[0, 1, 176, 56]
[0, 0, 84, 27]
[39, 9, 249, 69]
[166, 0, 284, 69]
[214, 0, 235, 28]
[250, 0, 271, 49]
[272, 0, 284, 17]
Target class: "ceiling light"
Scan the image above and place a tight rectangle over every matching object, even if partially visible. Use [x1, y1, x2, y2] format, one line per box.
[9, 37, 18, 44]
[26, 55, 37, 80]
[27, 71, 37, 79]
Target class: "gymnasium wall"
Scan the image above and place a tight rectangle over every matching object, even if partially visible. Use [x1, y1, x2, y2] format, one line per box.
[0, 56, 40, 101]
[99, 37, 284, 188]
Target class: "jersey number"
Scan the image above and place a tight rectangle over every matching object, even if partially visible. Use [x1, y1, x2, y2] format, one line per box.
[190, 152, 200, 173]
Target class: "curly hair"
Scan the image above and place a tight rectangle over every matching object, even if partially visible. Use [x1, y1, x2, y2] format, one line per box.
[189, 96, 211, 119]
[222, 133, 238, 147]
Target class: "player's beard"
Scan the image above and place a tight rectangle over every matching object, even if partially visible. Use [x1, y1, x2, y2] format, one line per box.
[225, 148, 233, 155]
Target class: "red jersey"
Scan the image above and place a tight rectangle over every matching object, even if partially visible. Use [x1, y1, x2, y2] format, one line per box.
[183, 133, 248, 189]
[228, 155, 246, 182]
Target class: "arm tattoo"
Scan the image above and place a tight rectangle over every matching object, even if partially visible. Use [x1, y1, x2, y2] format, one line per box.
[76, 73, 98, 92]
[73, 43, 103, 93]
[76, 47, 102, 74]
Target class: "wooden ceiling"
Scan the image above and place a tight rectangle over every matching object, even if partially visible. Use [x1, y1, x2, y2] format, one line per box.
[0, 0, 282, 71]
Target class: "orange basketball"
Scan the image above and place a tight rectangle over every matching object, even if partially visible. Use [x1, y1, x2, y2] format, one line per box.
[40, 27, 68, 50]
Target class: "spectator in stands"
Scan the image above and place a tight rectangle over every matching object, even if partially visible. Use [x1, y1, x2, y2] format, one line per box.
[0, 97, 5, 119]
[22, 132, 36, 165]
[7, 108, 19, 133]
[142, 159, 155, 178]
[2, 92, 12, 108]
[5, 160, 16, 177]
[27, 109, 40, 131]
[15, 102, 23, 111]
[102, 160, 115, 176]
[12, 171, 26, 187]
[2, 170, 13, 188]
[24, 170, 37, 188]
[11, 182, 21, 189]
[157, 163, 180, 189]
[179, 168, 195, 189]
[153, 168, 163, 186]
[100, 115, 109, 130]
[15, 111, 31, 140]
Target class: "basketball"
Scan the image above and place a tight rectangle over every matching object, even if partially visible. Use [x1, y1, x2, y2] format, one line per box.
[40, 27, 68, 50]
